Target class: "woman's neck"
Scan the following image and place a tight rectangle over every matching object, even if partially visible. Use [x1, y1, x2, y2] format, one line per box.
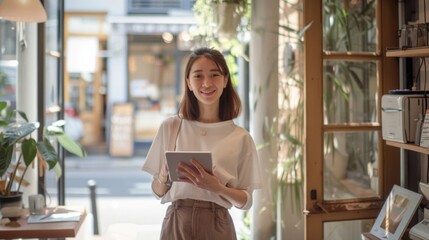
[198, 105, 220, 123]
[198, 116, 220, 123]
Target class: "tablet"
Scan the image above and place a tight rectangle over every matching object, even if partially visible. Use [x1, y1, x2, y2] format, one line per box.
[165, 151, 212, 181]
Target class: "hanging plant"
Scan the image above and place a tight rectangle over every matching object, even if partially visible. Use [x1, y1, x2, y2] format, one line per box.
[212, 1, 247, 38]
[192, 0, 250, 44]
[192, 0, 250, 87]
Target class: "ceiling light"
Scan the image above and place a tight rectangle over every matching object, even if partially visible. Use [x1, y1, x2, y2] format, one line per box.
[0, 0, 47, 23]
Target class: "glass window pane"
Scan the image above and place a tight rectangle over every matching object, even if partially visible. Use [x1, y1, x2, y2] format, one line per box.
[324, 60, 378, 124]
[128, 39, 178, 141]
[323, 0, 377, 52]
[324, 131, 379, 201]
[324, 219, 374, 240]
[0, 20, 17, 105]
[45, 0, 60, 120]
[67, 16, 106, 35]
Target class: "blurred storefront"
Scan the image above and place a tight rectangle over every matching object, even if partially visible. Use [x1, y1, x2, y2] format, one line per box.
[0, 20, 17, 106]
[64, 0, 196, 155]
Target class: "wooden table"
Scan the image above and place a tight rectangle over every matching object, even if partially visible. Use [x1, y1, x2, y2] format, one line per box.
[0, 206, 87, 239]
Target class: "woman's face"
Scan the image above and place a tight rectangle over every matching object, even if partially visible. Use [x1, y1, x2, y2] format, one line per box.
[187, 56, 227, 108]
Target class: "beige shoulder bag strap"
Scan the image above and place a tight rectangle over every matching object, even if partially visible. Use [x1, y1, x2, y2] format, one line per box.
[168, 116, 182, 151]
[161, 116, 182, 187]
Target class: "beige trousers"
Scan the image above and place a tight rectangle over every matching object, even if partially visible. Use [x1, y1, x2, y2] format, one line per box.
[160, 199, 237, 240]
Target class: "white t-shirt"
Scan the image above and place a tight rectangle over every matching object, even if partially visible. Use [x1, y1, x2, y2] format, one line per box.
[142, 116, 262, 210]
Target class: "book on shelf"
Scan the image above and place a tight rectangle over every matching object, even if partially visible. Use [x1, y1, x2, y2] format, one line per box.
[419, 109, 429, 148]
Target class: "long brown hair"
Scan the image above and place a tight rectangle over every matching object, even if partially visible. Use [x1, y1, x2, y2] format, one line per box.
[178, 47, 241, 121]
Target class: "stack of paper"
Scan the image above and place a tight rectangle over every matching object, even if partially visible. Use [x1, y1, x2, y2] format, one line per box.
[27, 210, 81, 223]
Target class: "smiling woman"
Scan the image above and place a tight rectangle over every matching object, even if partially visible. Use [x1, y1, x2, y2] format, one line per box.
[186, 57, 227, 112]
[142, 47, 261, 240]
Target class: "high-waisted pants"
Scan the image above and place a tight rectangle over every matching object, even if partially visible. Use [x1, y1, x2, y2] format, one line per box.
[160, 199, 237, 240]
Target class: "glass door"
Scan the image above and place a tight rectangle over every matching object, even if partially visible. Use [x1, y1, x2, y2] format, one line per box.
[304, 1, 399, 239]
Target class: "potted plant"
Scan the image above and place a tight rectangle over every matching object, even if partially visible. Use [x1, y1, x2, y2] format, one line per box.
[192, 0, 250, 92]
[0, 101, 86, 207]
[193, 0, 249, 39]
[212, 0, 247, 38]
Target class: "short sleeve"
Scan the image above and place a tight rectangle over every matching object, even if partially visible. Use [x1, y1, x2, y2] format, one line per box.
[141, 116, 176, 179]
[234, 134, 262, 210]
[238, 135, 262, 190]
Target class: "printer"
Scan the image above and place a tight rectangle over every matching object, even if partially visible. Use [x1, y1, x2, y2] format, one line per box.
[381, 94, 427, 143]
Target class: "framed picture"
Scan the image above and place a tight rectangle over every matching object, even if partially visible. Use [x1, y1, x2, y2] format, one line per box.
[369, 185, 423, 240]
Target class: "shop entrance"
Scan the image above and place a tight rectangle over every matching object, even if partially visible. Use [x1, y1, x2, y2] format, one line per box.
[64, 12, 108, 152]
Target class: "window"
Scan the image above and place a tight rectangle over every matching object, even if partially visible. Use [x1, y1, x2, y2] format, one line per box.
[322, 0, 380, 203]
[304, 1, 399, 239]
[0, 20, 17, 106]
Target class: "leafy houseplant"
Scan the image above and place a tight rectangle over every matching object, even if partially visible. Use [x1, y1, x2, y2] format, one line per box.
[193, 0, 249, 39]
[192, 0, 250, 88]
[0, 101, 86, 198]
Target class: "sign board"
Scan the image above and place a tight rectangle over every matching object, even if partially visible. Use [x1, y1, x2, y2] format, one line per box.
[109, 103, 134, 157]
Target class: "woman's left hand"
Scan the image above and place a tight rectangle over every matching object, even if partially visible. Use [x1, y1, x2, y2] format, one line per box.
[177, 159, 222, 192]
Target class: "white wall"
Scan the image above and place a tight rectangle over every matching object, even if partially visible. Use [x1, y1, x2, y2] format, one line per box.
[250, 0, 279, 239]
[18, 23, 39, 204]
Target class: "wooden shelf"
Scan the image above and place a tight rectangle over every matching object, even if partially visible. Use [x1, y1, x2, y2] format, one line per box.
[386, 140, 429, 154]
[386, 47, 429, 57]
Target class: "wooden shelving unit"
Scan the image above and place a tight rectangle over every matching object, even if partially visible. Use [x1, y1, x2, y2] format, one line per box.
[386, 140, 429, 155]
[386, 47, 429, 57]
[385, 47, 429, 154]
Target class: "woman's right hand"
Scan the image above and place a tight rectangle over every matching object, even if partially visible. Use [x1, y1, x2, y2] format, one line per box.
[158, 162, 170, 185]
[151, 161, 171, 198]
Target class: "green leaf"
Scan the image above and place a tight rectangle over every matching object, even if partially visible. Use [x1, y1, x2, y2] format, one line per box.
[57, 134, 87, 158]
[37, 139, 58, 169]
[15, 110, 29, 122]
[0, 101, 6, 112]
[0, 132, 3, 147]
[2, 107, 14, 122]
[0, 145, 13, 177]
[297, 21, 313, 40]
[22, 138, 37, 166]
[3, 122, 39, 146]
[45, 125, 64, 136]
[52, 162, 62, 181]
[51, 120, 66, 127]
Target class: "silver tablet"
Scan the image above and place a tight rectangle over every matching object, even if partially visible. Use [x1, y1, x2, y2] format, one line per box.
[165, 151, 212, 181]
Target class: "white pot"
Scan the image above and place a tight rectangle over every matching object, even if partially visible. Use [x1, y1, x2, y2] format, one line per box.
[325, 149, 348, 180]
[212, 3, 243, 38]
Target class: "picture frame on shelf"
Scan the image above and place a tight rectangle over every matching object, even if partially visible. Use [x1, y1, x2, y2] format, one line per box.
[364, 185, 422, 240]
